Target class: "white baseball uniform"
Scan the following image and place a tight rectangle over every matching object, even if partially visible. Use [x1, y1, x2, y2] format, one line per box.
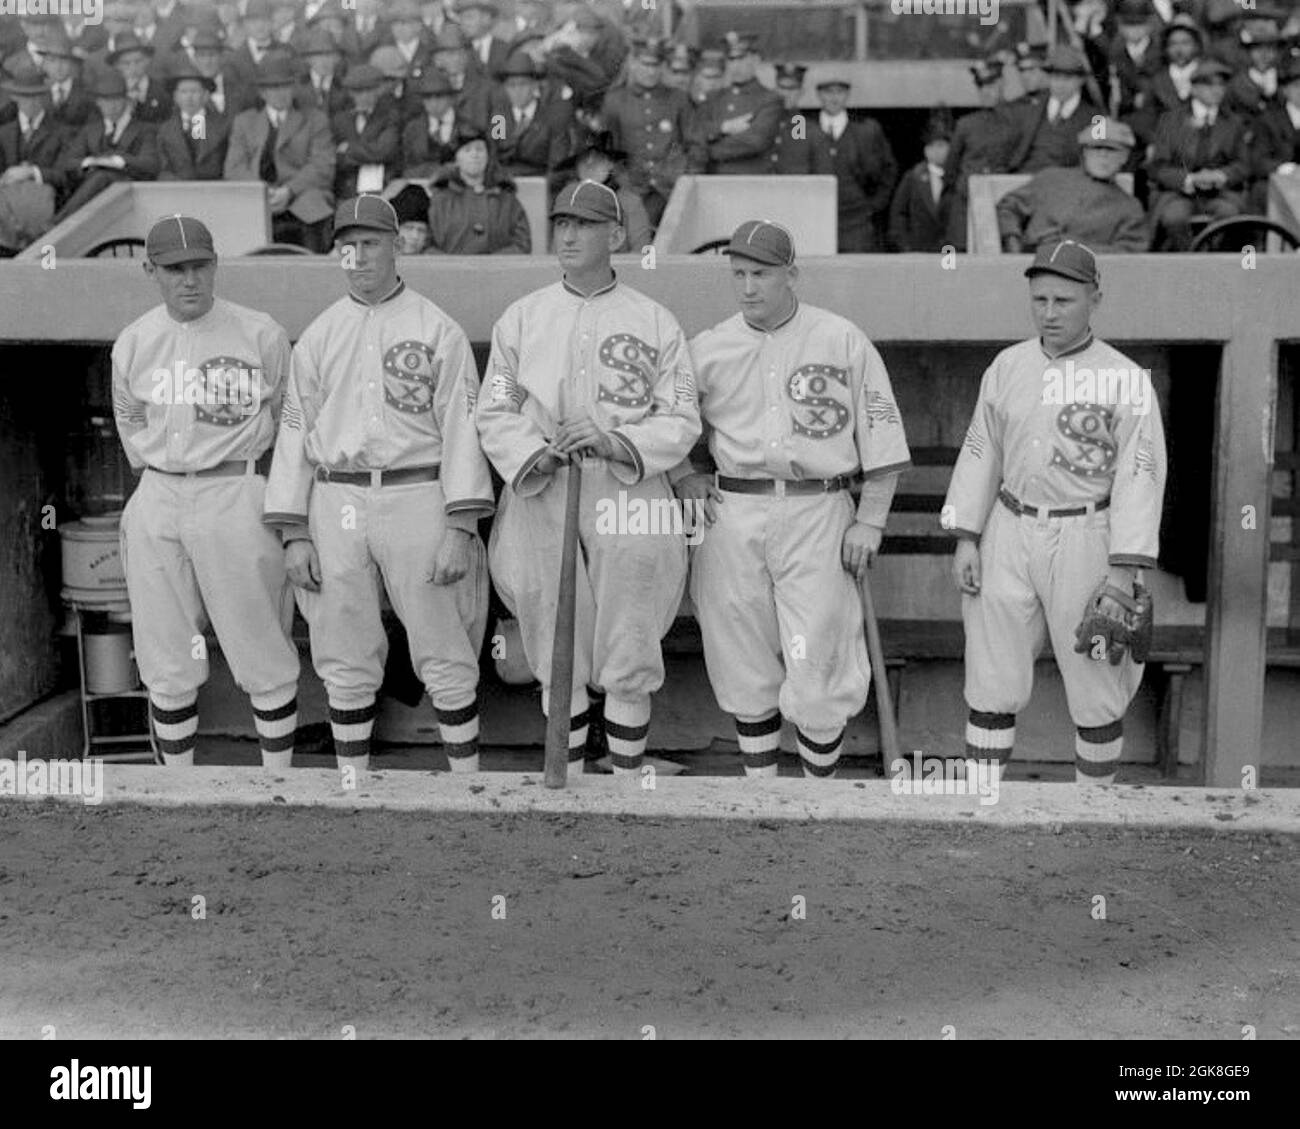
[476, 274, 701, 772]
[263, 279, 493, 766]
[944, 332, 1167, 778]
[112, 296, 300, 765]
[681, 300, 911, 775]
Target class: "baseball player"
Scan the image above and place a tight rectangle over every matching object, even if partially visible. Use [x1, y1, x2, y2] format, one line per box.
[675, 220, 911, 778]
[944, 239, 1166, 784]
[476, 179, 701, 776]
[263, 195, 493, 771]
[112, 215, 300, 768]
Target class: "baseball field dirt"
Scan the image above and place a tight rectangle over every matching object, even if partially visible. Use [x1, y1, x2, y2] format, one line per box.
[1, 799, 1296, 1039]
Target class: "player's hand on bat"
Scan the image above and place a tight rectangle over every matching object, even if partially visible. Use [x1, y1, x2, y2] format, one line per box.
[429, 528, 473, 585]
[674, 472, 722, 527]
[285, 539, 322, 592]
[841, 522, 882, 580]
[553, 413, 615, 459]
[953, 538, 981, 595]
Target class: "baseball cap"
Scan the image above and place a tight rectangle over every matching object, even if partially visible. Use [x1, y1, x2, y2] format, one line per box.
[146, 215, 217, 266]
[333, 195, 399, 237]
[1078, 117, 1136, 149]
[725, 219, 795, 266]
[551, 179, 623, 224]
[1025, 239, 1098, 285]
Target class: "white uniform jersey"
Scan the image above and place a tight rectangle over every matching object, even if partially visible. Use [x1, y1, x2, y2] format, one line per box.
[686, 301, 911, 525]
[264, 280, 494, 531]
[944, 334, 1167, 569]
[477, 275, 701, 492]
[112, 297, 289, 471]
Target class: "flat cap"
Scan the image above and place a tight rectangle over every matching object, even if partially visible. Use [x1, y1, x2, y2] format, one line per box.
[1025, 239, 1098, 285]
[147, 214, 217, 265]
[725, 219, 795, 266]
[551, 178, 623, 224]
[1078, 116, 1136, 149]
[333, 194, 399, 236]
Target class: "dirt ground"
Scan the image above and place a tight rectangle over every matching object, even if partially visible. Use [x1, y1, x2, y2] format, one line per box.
[0, 803, 1296, 1039]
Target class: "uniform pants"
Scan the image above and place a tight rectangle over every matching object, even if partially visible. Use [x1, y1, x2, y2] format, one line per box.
[690, 488, 869, 734]
[297, 480, 487, 710]
[120, 470, 298, 700]
[488, 458, 686, 715]
[963, 501, 1142, 727]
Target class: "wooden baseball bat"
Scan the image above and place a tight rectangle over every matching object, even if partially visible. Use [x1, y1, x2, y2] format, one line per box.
[543, 457, 583, 788]
[858, 567, 901, 766]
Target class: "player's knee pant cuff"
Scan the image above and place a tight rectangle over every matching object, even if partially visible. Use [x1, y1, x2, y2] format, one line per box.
[966, 709, 1015, 764]
[150, 691, 198, 714]
[249, 684, 298, 713]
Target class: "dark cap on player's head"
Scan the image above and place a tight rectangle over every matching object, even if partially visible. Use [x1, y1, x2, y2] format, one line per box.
[1025, 239, 1098, 285]
[725, 219, 795, 266]
[146, 214, 217, 265]
[333, 194, 399, 237]
[550, 179, 623, 224]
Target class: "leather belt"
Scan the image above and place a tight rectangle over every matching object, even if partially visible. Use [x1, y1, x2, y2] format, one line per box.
[717, 473, 857, 497]
[152, 452, 271, 478]
[314, 464, 440, 487]
[999, 487, 1110, 519]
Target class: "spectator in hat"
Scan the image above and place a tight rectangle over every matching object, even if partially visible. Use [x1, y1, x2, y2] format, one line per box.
[769, 62, 823, 176]
[513, 0, 553, 40]
[269, 1, 301, 48]
[691, 49, 726, 107]
[491, 50, 573, 178]
[541, 3, 624, 112]
[694, 33, 782, 175]
[386, 0, 438, 83]
[189, 28, 255, 118]
[156, 63, 231, 181]
[1109, 1, 1162, 118]
[133, 0, 189, 57]
[663, 43, 695, 94]
[0, 61, 68, 254]
[84, 1, 138, 64]
[1250, 56, 1300, 208]
[1010, 41, 1049, 109]
[1148, 55, 1251, 249]
[109, 33, 169, 124]
[549, 130, 650, 251]
[602, 37, 701, 224]
[1007, 45, 1103, 173]
[41, 29, 95, 129]
[425, 125, 530, 253]
[889, 114, 951, 253]
[224, 55, 336, 252]
[813, 72, 896, 251]
[1133, 14, 1204, 141]
[939, 56, 1016, 250]
[455, 0, 512, 84]
[299, 2, 364, 64]
[997, 117, 1148, 253]
[332, 64, 400, 199]
[57, 66, 160, 220]
[1226, 18, 1283, 115]
[291, 27, 350, 117]
[429, 24, 493, 130]
[345, 0, 389, 63]
[230, 0, 281, 88]
[401, 68, 463, 179]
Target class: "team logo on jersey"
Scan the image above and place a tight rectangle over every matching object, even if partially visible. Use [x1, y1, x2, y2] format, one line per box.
[962, 422, 987, 460]
[383, 341, 439, 415]
[788, 364, 851, 439]
[864, 389, 901, 428]
[1051, 402, 1117, 479]
[597, 333, 656, 409]
[192, 356, 260, 427]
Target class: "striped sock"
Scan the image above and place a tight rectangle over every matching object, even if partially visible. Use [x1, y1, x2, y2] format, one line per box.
[568, 708, 589, 775]
[966, 709, 1015, 784]
[585, 687, 608, 765]
[251, 690, 297, 770]
[736, 713, 781, 777]
[1075, 720, 1123, 784]
[151, 693, 199, 767]
[605, 696, 650, 775]
[436, 699, 480, 773]
[329, 699, 376, 771]
[796, 727, 843, 779]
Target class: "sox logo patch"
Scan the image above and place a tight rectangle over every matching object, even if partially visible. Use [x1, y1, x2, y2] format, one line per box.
[193, 355, 258, 427]
[1052, 402, 1117, 479]
[597, 333, 656, 409]
[383, 341, 439, 415]
[788, 363, 851, 439]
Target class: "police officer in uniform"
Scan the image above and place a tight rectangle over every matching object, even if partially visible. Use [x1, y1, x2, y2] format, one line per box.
[769, 62, 823, 175]
[940, 56, 1016, 250]
[695, 33, 783, 175]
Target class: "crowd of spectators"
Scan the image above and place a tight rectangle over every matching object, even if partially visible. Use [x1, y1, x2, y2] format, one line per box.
[0, 0, 1298, 256]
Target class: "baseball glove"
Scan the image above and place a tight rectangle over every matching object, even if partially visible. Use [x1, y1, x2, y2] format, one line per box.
[1073, 580, 1154, 665]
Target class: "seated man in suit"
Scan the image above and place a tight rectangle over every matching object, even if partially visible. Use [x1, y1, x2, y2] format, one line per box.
[429, 25, 492, 130]
[156, 64, 230, 181]
[1248, 56, 1300, 211]
[1226, 18, 1282, 117]
[331, 64, 400, 199]
[224, 55, 336, 252]
[998, 118, 1149, 253]
[455, 0, 510, 83]
[1006, 45, 1101, 174]
[401, 68, 461, 180]
[1148, 57, 1251, 251]
[190, 28, 257, 119]
[294, 26, 352, 117]
[42, 30, 95, 130]
[1131, 15, 1203, 147]
[0, 61, 68, 254]
[56, 66, 159, 221]
[491, 52, 572, 180]
[108, 33, 169, 124]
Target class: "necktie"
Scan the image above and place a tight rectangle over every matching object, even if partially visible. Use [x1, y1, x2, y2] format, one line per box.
[931, 169, 942, 206]
[356, 112, 367, 135]
[260, 115, 279, 183]
[52, 84, 64, 107]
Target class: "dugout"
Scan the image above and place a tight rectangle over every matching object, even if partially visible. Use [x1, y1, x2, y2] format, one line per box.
[0, 255, 1297, 785]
